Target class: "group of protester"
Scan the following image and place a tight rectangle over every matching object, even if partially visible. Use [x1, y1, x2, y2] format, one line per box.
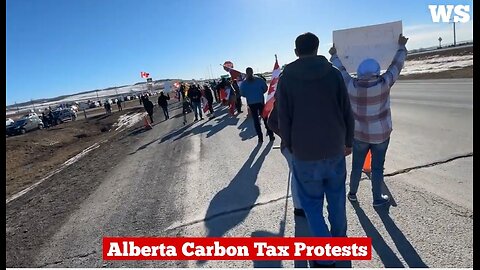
[263, 32, 408, 267]
[135, 33, 407, 267]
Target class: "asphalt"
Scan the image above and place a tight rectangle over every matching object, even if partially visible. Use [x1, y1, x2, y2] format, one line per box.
[7, 79, 473, 268]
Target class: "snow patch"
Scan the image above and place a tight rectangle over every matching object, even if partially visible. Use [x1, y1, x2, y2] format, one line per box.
[113, 112, 145, 131]
[402, 54, 473, 75]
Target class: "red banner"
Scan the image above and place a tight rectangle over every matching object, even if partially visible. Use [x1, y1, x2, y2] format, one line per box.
[103, 237, 371, 261]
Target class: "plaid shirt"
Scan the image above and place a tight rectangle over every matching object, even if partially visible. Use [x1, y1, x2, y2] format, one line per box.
[330, 45, 407, 144]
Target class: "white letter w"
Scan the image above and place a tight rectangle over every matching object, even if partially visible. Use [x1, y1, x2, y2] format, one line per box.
[429, 5, 454, 22]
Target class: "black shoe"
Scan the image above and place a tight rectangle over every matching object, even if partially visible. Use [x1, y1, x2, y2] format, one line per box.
[294, 208, 305, 217]
[200, 117, 204, 120]
[194, 118, 198, 121]
[258, 137, 264, 144]
[311, 261, 336, 268]
[269, 135, 275, 141]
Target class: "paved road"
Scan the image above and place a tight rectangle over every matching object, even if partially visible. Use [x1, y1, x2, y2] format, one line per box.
[6, 79, 473, 268]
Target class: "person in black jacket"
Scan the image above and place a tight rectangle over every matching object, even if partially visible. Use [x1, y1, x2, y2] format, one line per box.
[232, 80, 243, 113]
[276, 32, 354, 268]
[187, 85, 203, 121]
[157, 91, 170, 120]
[203, 84, 215, 118]
[143, 96, 154, 123]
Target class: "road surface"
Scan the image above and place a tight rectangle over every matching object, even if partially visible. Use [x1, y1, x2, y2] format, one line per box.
[6, 79, 473, 268]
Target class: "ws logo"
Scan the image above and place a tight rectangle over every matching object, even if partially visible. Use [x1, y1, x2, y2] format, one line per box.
[428, 5, 471, 23]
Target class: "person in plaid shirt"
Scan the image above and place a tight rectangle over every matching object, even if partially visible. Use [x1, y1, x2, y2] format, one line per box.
[329, 34, 408, 207]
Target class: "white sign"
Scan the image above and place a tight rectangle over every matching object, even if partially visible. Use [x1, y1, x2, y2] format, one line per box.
[332, 21, 402, 74]
[163, 81, 172, 93]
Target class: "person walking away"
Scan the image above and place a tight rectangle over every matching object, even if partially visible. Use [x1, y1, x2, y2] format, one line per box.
[104, 102, 109, 114]
[232, 79, 243, 113]
[106, 102, 112, 114]
[117, 98, 123, 111]
[276, 32, 354, 268]
[203, 84, 215, 118]
[157, 91, 170, 120]
[182, 97, 191, 125]
[329, 34, 408, 207]
[143, 96, 155, 123]
[239, 67, 274, 143]
[48, 110, 55, 127]
[210, 80, 219, 103]
[225, 80, 237, 116]
[187, 85, 204, 121]
[267, 100, 304, 217]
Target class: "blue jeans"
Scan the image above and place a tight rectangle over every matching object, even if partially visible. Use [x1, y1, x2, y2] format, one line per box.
[191, 101, 202, 119]
[349, 138, 390, 203]
[281, 148, 301, 209]
[292, 155, 347, 238]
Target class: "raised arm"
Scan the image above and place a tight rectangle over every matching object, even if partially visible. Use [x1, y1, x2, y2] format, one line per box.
[329, 44, 353, 86]
[382, 34, 408, 88]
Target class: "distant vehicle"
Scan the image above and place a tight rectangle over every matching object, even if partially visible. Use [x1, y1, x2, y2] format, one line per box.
[6, 115, 44, 136]
[70, 105, 79, 112]
[52, 108, 77, 125]
[23, 112, 38, 119]
[6, 118, 14, 127]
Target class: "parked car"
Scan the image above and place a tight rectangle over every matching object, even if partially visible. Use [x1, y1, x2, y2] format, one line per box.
[6, 118, 14, 127]
[6, 115, 44, 136]
[52, 108, 77, 124]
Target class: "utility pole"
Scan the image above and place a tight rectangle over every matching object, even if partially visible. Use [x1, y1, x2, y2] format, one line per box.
[450, 21, 456, 46]
[453, 21, 456, 46]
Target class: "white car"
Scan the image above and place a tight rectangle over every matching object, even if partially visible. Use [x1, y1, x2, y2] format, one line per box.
[6, 118, 14, 126]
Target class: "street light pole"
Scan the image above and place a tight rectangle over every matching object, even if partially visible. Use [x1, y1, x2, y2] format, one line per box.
[450, 21, 457, 46]
[453, 21, 456, 46]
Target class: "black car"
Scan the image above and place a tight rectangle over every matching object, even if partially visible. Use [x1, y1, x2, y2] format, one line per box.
[6, 116, 44, 136]
[52, 108, 77, 125]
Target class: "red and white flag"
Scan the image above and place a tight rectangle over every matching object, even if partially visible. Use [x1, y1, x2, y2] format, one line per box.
[222, 61, 246, 82]
[140, 71, 150, 78]
[262, 55, 281, 118]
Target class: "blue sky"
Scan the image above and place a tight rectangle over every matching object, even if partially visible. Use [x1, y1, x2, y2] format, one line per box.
[6, 0, 473, 105]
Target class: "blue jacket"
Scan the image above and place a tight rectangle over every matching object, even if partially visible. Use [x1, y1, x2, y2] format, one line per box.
[239, 77, 267, 105]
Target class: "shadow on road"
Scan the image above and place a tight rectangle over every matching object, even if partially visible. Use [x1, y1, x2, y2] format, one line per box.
[196, 142, 273, 266]
[238, 117, 257, 141]
[350, 201, 404, 267]
[375, 206, 428, 268]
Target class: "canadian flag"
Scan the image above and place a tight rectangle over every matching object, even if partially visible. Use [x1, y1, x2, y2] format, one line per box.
[140, 71, 150, 78]
[222, 61, 246, 81]
[262, 55, 280, 118]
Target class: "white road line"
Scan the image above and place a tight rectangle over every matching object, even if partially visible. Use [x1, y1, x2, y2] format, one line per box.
[6, 141, 105, 204]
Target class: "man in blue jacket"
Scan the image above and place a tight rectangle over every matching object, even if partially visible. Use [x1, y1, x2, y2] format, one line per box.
[240, 67, 274, 143]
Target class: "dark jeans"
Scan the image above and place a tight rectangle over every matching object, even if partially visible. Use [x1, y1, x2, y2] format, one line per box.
[236, 96, 243, 112]
[248, 103, 273, 139]
[349, 138, 390, 203]
[292, 154, 347, 265]
[147, 111, 154, 123]
[207, 100, 214, 114]
[191, 101, 203, 119]
[161, 105, 169, 119]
